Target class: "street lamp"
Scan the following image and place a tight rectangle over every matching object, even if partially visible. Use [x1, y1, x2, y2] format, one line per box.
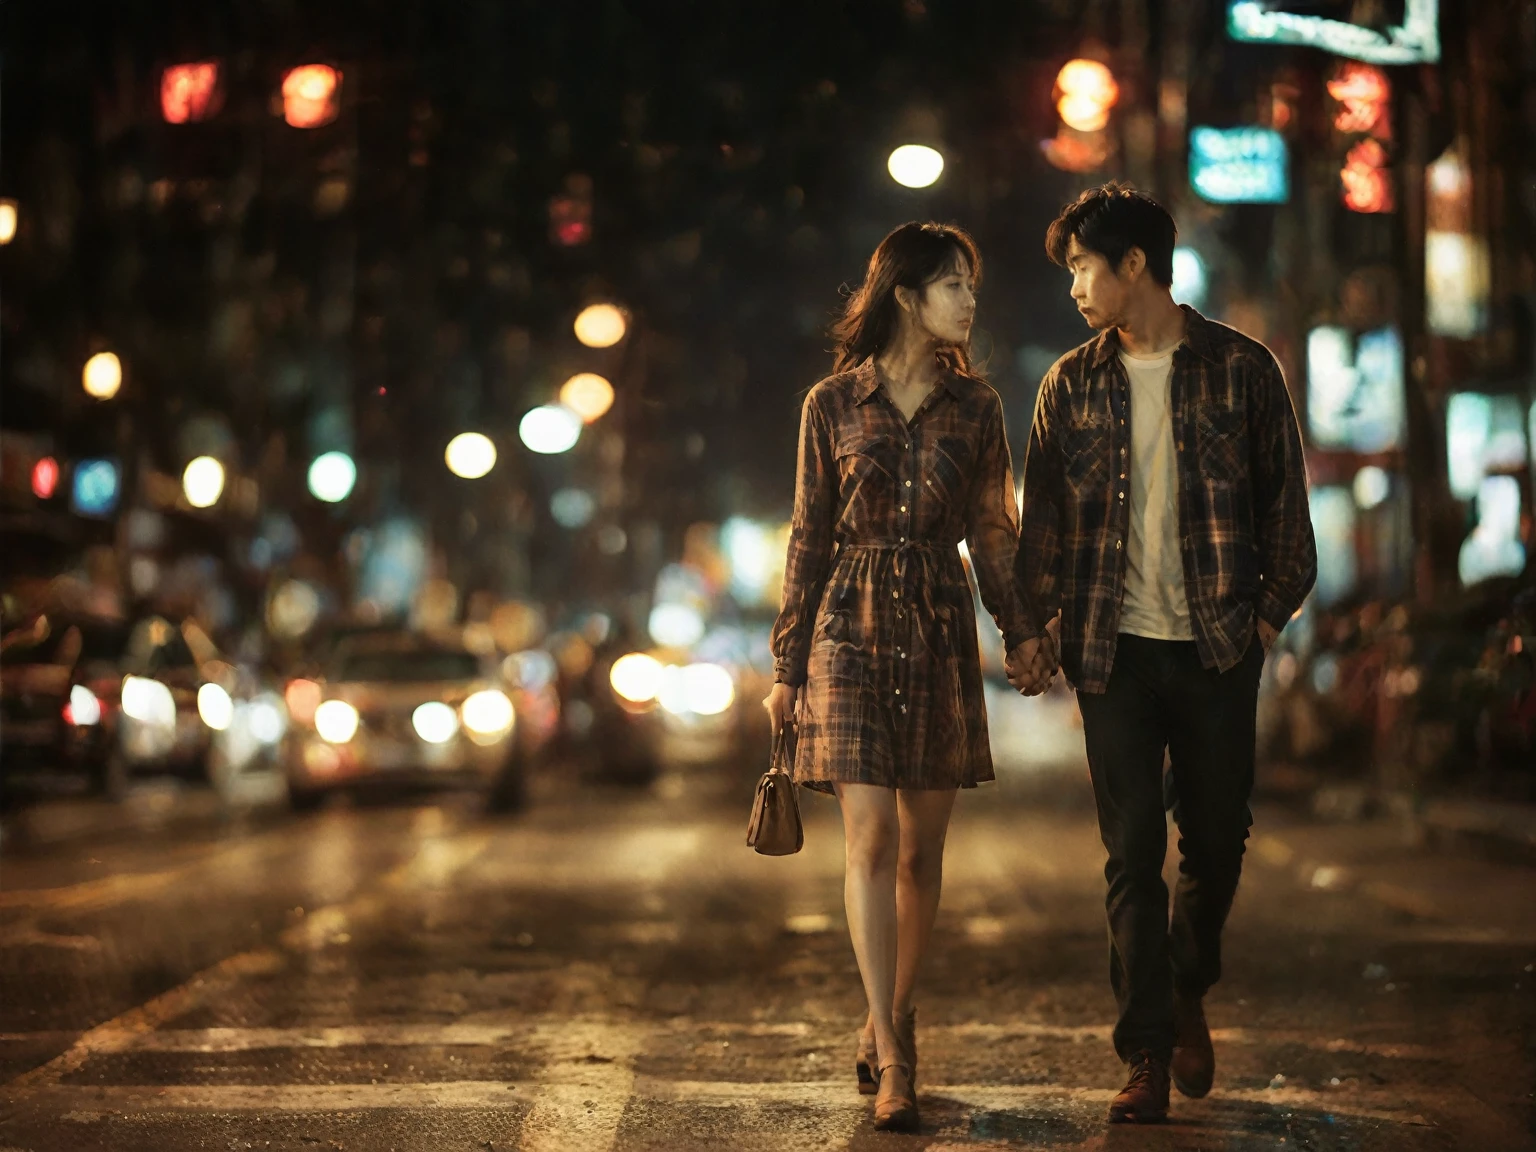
[887, 145, 944, 189]
[445, 432, 497, 478]
[82, 352, 122, 399]
[183, 456, 226, 508]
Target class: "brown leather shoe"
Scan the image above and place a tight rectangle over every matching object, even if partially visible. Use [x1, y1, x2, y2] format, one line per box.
[854, 1014, 877, 1095]
[873, 1062, 919, 1132]
[1172, 993, 1214, 1098]
[1108, 1050, 1170, 1124]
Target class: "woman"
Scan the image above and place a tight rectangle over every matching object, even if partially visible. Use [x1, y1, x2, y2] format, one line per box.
[764, 222, 1035, 1131]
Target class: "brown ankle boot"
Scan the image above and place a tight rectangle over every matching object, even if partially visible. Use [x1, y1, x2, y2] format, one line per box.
[873, 1062, 919, 1132]
[1171, 993, 1214, 1098]
[854, 1015, 877, 1095]
[1108, 1050, 1170, 1124]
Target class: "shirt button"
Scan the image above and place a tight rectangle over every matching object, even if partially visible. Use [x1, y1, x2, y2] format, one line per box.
[893, 589, 900, 599]
[901, 705, 908, 714]
[1115, 540, 1122, 550]
[900, 505, 907, 513]
[900, 651, 907, 659]
[905, 480, 912, 487]
[895, 688, 901, 695]
[899, 535, 906, 542]
[1118, 492, 1125, 500]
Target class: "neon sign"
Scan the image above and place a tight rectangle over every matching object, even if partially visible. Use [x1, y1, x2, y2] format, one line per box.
[1307, 325, 1404, 453]
[1189, 127, 1288, 204]
[1228, 1, 1440, 65]
[1328, 64, 1390, 136]
[1341, 139, 1393, 213]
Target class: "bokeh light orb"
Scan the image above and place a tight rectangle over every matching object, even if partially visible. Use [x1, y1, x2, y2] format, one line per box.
[282, 64, 341, 129]
[307, 451, 357, 502]
[610, 652, 664, 703]
[314, 699, 359, 744]
[574, 304, 627, 348]
[519, 405, 582, 455]
[445, 432, 497, 478]
[1353, 465, 1391, 510]
[887, 145, 945, 189]
[0, 199, 16, 245]
[197, 683, 235, 732]
[648, 602, 705, 649]
[83, 352, 122, 399]
[1056, 59, 1119, 132]
[182, 456, 226, 508]
[411, 701, 459, 744]
[560, 372, 615, 422]
[31, 457, 59, 500]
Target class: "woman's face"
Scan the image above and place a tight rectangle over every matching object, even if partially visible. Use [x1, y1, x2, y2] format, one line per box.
[909, 254, 976, 346]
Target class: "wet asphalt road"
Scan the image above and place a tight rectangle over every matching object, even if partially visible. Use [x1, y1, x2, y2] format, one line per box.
[0, 760, 1533, 1151]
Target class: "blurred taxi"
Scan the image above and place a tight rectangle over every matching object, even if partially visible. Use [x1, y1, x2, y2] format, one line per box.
[282, 634, 524, 810]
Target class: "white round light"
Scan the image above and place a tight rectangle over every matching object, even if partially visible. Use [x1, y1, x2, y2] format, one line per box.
[461, 689, 514, 736]
[197, 682, 234, 731]
[519, 405, 582, 455]
[682, 663, 736, 716]
[1171, 247, 1208, 310]
[551, 487, 596, 528]
[574, 304, 627, 348]
[248, 695, 286, 744]
[445, 432, 497, 479]
[0, 199, 16, 245]
[1353, 465, 1391, 510]
[307, 451, 357, 502]
[314, 699, 359, 744]
[648, 603, 705, 649]
[121, 676, 176, 727]
[83, 352, 122, 399]
[609, 652, 664, 703]
[412, 701, 459, 744]
[887, 144, 945, 189]
[182, 456, 226, 508]
[69, 684, 102, 726]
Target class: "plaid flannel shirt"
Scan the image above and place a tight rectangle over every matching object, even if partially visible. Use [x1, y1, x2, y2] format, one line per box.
[1015, 306, 1316, 694]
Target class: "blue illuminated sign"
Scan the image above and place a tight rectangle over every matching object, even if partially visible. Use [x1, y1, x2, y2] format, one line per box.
[1228, 1, 1439, 65]
[71, 458, 121, 518]
[1189, 127, 1288, 204]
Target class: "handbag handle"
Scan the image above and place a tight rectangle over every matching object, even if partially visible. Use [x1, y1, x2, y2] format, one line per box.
[768, 723, 795, 776]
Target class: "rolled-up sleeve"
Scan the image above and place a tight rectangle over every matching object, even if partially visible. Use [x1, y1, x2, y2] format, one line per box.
[1014, 369, 1065, 637]
[770, 392, 837, 686]
[964, 393, 1030, 654]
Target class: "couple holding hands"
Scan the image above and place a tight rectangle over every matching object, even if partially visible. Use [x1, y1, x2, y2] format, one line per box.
[762, 183, 1317, 1129]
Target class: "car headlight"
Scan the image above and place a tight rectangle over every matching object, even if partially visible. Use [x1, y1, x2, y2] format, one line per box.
[122, 676, 176, 727]
[65, 684, 102, 726]
[197, 683, 234, 731]
[412, 701, 459, 744]
[658, 662, 735, 717]
[314, 699, 360, 744]
[460, 689, 514, 736]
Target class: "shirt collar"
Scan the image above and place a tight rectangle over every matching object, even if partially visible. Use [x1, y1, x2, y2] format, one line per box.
[1087, 304, 1219, 369]
[853, 358, 967, 404]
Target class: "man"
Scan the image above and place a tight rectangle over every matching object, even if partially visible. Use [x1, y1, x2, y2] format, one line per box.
[1007, 184, 1316, 1123]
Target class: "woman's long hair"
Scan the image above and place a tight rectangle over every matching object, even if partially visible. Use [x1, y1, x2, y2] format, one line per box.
[831, 222, 983, 375]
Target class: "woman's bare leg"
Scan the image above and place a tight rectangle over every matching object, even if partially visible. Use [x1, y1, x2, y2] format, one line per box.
[835, 783, 903, 1068]
[893, 788, 958, 1016]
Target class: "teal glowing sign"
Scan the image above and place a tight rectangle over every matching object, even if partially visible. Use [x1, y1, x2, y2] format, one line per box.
[71, 458, 121, 517]
[1189, 127, 1288, 204]
[1228, 1, 1439, 65]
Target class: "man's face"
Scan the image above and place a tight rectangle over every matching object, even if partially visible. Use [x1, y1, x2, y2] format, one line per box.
[1064, 235, 1132, 331]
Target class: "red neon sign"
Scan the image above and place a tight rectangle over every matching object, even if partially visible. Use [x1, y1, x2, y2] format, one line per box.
[161, 62, 223, 124]
[1328, 63, 1391, 138]
[1342, 139, 1394, 214]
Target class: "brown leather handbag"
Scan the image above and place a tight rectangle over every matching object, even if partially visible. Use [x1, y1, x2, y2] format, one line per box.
[747, 725, 803, 856]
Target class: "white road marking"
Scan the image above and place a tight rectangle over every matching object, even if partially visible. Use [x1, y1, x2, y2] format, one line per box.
[516, 1020, 640, 1152]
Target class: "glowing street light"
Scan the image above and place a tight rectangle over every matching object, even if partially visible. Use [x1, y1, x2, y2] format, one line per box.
[1056, 59, 1119, 132]
[518, 405, 582, 455]
[0, 199, 16, 245]
[560, 373, 615, 422]
[445, 432, 497, 479]
[574, 304, 627, 348]
[887, 144, 944, 189]
[161, 62, 223, 124]
[282, 65, 341, 129]
[307, 451, 357, 502]
[182, 456, 226, 508]
[82, 352, 122, 399]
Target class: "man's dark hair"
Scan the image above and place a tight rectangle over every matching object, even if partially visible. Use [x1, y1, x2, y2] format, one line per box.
[1045, 182, 1177, 288]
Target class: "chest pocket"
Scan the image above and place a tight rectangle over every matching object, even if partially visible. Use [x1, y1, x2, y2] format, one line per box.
[1196, 406, 1247, 486]
[835, 433, 897, 529]
[1064, 420, 1112, 490]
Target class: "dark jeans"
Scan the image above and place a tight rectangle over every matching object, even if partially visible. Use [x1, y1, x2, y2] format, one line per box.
[1076, 632, 1264, 1064]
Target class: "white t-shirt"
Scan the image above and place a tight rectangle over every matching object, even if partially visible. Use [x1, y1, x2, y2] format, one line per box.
[1118, 349, 1194, 641]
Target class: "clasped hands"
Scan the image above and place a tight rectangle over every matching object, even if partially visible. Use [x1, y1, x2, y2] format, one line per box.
[1005, 632, 1059, 697]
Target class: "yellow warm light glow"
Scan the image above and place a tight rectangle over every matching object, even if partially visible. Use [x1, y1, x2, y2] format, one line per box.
[282, 65, 341, 129]
[445, 432, 497, 479]
[314, 699, 359, 744]
[1056, 59, 1119, 132]
[560, 373, 615, 422]
[887, 145, 945, 189]
[610, 652, 664, 703]
[83, 352, 122, 399]
[0, 200, 16, 245]
[182, 456, 226, 508]
[574, 304, 627, 348]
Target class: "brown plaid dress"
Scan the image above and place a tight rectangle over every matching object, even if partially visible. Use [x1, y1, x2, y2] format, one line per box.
[770, 360, 1031, 793]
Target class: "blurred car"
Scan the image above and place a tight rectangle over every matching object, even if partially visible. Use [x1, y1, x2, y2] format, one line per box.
[281, 635, 526, 811]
